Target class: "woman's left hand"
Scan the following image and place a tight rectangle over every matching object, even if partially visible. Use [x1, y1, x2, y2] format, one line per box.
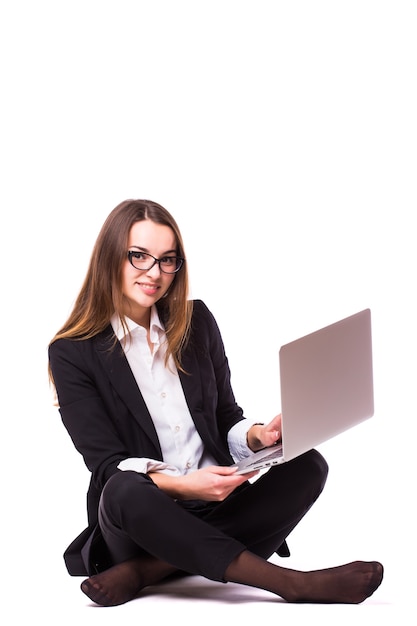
[246, 414, 282, 452]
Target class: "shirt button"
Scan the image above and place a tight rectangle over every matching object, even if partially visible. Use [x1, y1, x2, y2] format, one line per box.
[161, 392, 167, 398]
[186, 462, 192, 469]
[175, 425, 180, 432]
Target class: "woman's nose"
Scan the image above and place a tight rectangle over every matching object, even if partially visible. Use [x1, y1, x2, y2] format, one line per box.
[146, 261, 162, 277]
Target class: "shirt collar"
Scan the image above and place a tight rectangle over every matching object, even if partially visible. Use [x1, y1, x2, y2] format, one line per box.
[111, 306, 165, 343]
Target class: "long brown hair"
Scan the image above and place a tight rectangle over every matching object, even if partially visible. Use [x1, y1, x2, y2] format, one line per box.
[49, 199, 193, 373]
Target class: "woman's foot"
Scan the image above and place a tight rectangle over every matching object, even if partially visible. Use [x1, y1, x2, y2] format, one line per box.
[81, 556, 177, 606]
[282, 560, 384, 604]
[225, 552, 383, 604]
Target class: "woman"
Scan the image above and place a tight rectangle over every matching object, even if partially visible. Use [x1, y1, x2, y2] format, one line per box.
[48, 199, 383, 606]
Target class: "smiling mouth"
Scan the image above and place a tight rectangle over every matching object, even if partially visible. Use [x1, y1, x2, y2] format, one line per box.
[138, 282, 160, 293]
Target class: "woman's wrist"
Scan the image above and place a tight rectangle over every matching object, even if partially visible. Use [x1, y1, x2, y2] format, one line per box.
[149, 471, 185, 499]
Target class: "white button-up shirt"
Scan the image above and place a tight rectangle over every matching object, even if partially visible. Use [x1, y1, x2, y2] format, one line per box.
[111, 307, 256, 477]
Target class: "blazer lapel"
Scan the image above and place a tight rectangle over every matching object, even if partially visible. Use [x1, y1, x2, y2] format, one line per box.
[178, 349, 202, 412]
[179, 348, 224, 461]
[94, 328, 162, 455]
[179, 339, 235, 466]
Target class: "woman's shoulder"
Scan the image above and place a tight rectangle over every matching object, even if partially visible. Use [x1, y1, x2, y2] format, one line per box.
[190, 299, 216, 324]
[191, 298, 208, 315]
[48, 325, 114, 357]
[189, 299, 223, 339]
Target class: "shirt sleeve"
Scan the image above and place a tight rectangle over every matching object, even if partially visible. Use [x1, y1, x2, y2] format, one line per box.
[227, 420, 259, 462]
[117, 457, 182, 476]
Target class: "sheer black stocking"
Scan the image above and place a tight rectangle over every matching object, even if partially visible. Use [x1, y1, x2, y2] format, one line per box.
[81, 550, 383, 606]
[224, 551, 384, 604]
[80, 555, 178, 607]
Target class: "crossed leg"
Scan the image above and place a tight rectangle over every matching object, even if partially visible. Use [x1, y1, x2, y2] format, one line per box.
[80, 454, 383, 607]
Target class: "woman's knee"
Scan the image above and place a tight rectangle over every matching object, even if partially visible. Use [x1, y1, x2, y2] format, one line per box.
[301, 449, 329, 495]
[100, 471, 156, 518]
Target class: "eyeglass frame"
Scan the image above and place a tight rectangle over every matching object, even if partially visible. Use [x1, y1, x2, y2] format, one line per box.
[127, 250, 185, 274]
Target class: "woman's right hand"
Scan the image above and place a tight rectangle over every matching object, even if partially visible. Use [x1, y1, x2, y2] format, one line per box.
[149, 465, 258, 501]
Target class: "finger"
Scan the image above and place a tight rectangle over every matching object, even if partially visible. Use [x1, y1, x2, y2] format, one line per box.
[265, 429, 280, 442]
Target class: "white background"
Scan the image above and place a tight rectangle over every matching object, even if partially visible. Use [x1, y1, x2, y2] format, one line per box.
[1, 1, 415, 623]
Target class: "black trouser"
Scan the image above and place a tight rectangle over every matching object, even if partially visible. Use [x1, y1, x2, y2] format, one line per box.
[98, 449, 328, 582]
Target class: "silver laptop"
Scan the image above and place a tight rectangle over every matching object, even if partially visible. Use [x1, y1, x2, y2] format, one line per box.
[234, 309, 374, 474]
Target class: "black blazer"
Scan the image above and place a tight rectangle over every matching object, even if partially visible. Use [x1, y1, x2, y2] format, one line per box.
[49, 300, 246, 575]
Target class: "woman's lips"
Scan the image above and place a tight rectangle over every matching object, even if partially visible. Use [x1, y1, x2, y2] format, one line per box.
[138, 282, 159, 295]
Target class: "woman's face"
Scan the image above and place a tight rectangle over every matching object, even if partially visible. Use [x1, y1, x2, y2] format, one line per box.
[121, 219, 178, 326]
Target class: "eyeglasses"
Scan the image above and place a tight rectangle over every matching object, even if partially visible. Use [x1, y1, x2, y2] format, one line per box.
[127, 250, 184, 274]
